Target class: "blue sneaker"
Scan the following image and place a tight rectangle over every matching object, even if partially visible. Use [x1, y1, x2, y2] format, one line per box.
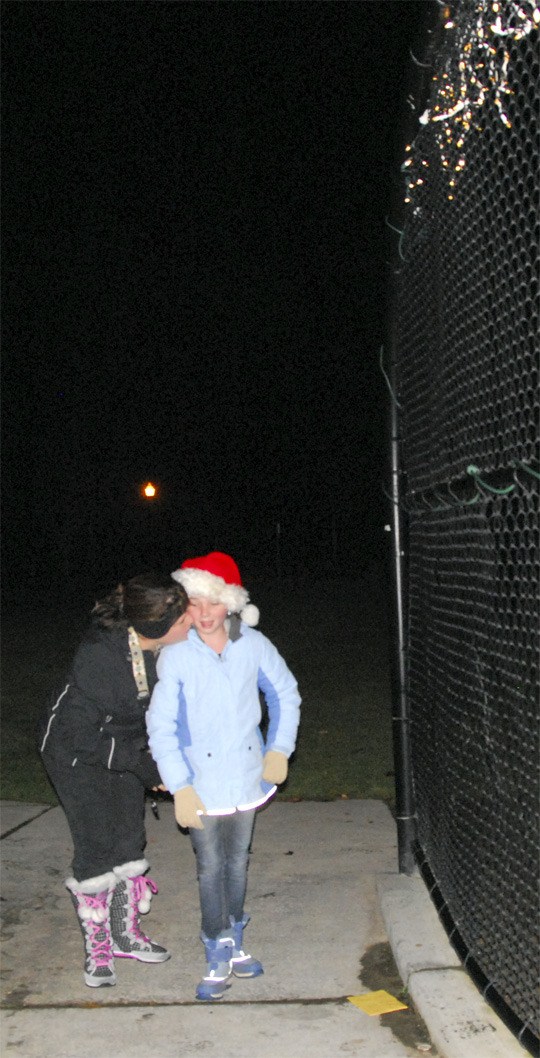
[230, 915, 264, 978]
[196, 931, 234, 1001]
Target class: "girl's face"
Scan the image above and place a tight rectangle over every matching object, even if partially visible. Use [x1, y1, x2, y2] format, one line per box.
[188, 597, 229, 637]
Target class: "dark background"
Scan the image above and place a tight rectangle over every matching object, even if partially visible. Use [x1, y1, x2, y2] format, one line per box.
[2, 0, 429, 602]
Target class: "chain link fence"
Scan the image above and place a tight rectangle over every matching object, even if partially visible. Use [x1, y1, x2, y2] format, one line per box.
[391, 0, 539, 1047]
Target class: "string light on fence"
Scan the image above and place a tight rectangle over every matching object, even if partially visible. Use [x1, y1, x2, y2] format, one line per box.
[402, 1, 539, 205]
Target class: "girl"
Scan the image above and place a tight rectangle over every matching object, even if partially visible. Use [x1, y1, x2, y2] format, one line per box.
[146, 551, 301, 1001]
[39, 572, 190, 988]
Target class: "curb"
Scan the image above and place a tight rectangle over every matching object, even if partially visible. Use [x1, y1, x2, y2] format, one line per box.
[377, 873, 528, 1058]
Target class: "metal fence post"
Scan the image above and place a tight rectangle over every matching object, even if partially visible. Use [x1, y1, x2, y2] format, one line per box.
[387, 346, 416, 875]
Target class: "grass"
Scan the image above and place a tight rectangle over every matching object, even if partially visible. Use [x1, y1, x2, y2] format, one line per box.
[0, 566, 396, 807]
[1, 611, 85, 803]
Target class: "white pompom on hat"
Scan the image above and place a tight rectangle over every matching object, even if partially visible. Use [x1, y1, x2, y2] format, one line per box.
[171, 551, 259, 627]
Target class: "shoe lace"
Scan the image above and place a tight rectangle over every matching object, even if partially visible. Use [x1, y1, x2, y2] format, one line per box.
[131, 875, 158, 906]
[87, 923, 113, 965]
[81, 892, 108, 923]
[83, 898, 113, 966]
[127, 876, 159, 942]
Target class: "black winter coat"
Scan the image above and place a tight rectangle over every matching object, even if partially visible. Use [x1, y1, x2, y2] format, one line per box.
[39, 624, 161, 789]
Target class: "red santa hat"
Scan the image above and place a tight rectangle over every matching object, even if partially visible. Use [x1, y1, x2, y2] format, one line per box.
[171, 552, 259, 627]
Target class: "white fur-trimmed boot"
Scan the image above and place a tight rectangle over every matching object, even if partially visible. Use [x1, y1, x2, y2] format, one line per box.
[110, 859, 170, 963]
[66, 872, 116, 988]
[196, 930, 234, 1001]
[230, 914, 264, 977]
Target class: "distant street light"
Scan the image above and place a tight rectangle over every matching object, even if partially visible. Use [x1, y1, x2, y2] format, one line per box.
[141, 481, 157, 499]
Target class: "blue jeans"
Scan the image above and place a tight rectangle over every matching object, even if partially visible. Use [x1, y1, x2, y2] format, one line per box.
[189, 810, 256, 938]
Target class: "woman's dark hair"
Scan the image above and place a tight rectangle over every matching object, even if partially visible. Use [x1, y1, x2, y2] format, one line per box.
[92, 573, 188, 631]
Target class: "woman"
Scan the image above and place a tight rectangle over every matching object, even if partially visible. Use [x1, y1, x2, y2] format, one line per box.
[39, 572, 190, 988]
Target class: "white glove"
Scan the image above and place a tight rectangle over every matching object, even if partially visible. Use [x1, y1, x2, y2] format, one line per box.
[262, 750, 288, 785]
[174, 786, 207, 829]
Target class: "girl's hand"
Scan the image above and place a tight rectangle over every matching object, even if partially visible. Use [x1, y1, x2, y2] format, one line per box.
[262, 750, 288, 784]
[151, 784, 168, 792]
[174, 786, 207, 829]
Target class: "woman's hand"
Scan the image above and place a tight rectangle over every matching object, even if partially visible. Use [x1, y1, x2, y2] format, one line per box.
[151, 784, 168, 792]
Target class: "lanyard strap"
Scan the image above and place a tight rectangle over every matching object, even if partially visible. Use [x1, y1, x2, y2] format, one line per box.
[128, 626, 150, 699]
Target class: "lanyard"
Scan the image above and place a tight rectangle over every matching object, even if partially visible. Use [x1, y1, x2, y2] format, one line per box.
[128, 626, 160, 818]
[128, 626, 150, 699]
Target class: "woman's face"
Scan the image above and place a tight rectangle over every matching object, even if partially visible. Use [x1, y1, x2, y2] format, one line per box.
[158, 611, 192, 646]
[187, 596, 229, 637]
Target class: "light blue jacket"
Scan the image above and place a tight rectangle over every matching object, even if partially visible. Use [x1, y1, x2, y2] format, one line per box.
[146, 623, 301, 815]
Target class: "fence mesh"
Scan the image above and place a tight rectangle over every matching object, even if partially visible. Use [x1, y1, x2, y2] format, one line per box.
[392, 0, 539, 1041]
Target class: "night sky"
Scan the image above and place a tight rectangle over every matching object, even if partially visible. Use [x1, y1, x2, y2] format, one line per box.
[2, 0, 428, 599]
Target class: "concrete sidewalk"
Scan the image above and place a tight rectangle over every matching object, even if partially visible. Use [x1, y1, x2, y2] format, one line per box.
[0, 799, 526, 1058]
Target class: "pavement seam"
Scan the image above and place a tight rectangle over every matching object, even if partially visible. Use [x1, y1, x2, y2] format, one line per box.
[408, 965, 469, 979]
[2, 997, 354, 1010]
[0, 806, 56, 841]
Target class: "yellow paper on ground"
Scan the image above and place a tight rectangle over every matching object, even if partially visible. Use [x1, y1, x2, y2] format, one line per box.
[347, 990, 408, 1015]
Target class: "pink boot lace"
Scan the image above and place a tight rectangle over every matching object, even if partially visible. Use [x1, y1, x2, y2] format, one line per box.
[131, 875, 158, 909]
[80, 894, 113, 966]
[127, 876, 159, 942]
[86, 919, 114, 965]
